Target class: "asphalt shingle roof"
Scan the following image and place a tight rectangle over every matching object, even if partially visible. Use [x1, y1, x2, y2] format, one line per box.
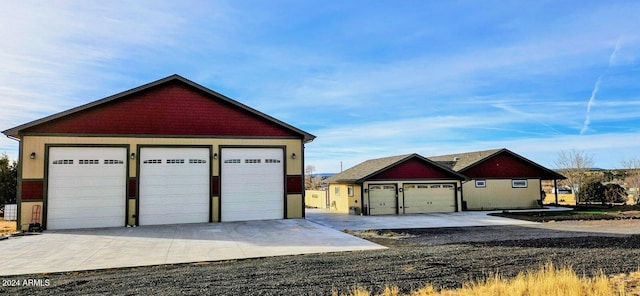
[428, 148, 565, 180]
[325, 154, 414, 183]
[428, 148, 503, 171]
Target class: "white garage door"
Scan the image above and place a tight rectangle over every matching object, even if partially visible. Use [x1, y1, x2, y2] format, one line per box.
[403, 184, 456, 214]
[139, 147, 210, 225]
[47, 147, 127, 230]
[368, 184, 397, 215]
[221, 148, 284, 221]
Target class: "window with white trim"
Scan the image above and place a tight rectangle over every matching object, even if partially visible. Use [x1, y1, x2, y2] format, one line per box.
[245, 159, 261, 164]
[79, 160, 99, 165]
[189, 159, 207, 164]
[143, 159, 162, 164]
[224, 159, 240, 164]
[347, 185, 354, 197]
[166, 159, 185, 164]
[512, 179, 528, 188]
[104, 159, 124, 164]
[475, 179, 486, 188]
[52, 160, 73, 165]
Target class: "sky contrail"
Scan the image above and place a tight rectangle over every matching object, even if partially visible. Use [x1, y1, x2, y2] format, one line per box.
[580, 39, 621, 135]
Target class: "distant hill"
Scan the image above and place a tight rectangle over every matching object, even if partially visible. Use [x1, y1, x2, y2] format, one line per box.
[311, 173, 335, 178]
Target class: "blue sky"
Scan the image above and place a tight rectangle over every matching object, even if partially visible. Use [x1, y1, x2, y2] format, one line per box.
[2, 1, 640, 173]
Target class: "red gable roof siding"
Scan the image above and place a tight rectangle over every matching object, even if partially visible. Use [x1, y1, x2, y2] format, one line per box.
[368, 158, 458, 180]
[461, 153, 551, 178]
[23, 81, 300, 138]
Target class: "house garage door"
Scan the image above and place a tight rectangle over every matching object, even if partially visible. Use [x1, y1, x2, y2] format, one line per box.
[403, 184, 456, 214]
[368, 184, 396, 215]
[139, 147, 210, 225]
[221, 148, 284, 221]
[47, 147, 127, 230]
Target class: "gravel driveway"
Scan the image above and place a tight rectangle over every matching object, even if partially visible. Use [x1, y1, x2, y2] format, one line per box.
[3, 220, 640, 295]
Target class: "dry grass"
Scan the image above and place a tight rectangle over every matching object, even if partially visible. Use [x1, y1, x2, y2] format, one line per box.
[543, 193, 578, 205]
[0, 217, 17, 235]
[333, 263, 640, 296]
[544, 194, 638, 206]
[350, 229, 415, 240]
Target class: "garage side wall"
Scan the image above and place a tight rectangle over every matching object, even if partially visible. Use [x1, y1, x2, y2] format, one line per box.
[328, 183, 361, 213]
[18, 136, 305, 227]
[462, 178, 541, 210]
[305, 190, 328, 209]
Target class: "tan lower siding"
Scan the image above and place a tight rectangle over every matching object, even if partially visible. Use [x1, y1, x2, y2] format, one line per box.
[463, 179, 541, 210]
[127, 199, 136, 225]
[19, 201, 43, 231]
[212, 196, 220, 222]
[286, 194, 303, 218]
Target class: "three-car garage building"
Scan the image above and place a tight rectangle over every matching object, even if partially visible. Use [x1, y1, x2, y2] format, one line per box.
[3, 75, 315, 230]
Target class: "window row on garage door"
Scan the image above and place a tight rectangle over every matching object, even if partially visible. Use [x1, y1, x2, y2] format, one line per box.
[46, 146, 285, 230]
[365, 183, 459, 215]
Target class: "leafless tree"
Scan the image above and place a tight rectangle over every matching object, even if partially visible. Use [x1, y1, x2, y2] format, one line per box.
[304, 165, 323, 190]
[554, 148, 594, 203]
[621, 158, 640, 204]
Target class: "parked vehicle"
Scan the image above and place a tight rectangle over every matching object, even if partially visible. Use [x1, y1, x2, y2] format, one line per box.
[551, 187, 572, 194]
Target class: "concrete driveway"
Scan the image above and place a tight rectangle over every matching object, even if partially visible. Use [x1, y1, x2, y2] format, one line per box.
[0, 219, 384, 276]
[305, 208, 556, 231]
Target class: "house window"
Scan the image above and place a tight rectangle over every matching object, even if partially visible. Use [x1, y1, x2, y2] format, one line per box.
[475, 179, 486, 188]
[335, 186, 340, 196]
[512, 179, 528, 188]
[347, 185, 354, 197]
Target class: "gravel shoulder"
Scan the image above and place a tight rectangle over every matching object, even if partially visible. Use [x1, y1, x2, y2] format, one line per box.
[3, 220, 640, 296]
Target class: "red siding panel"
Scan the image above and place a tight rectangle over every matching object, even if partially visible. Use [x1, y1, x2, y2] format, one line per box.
[128, 178, 137, 198]
[211, 176, 219, 196]
[286, 175, 303, 194]
[22, 180, 44, 200]
[462, 153, 551, 178]
[24, 81, 300, 138]
[369, 158, 457, 180]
